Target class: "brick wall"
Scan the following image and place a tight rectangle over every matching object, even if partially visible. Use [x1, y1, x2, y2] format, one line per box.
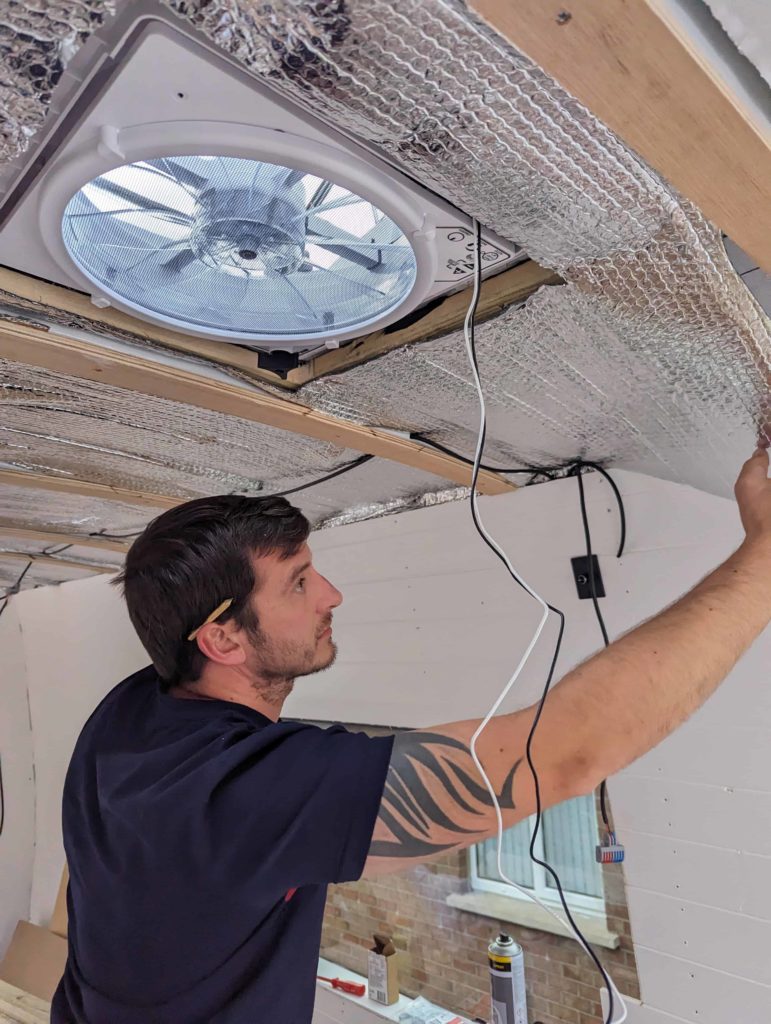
[321, 847, 639, 1024]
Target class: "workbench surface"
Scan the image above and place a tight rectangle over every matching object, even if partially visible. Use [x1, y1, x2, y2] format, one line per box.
[0, 980, 49, 1024]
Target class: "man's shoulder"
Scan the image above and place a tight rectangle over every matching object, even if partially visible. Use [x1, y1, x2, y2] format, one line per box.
[77, 664, 158, 741]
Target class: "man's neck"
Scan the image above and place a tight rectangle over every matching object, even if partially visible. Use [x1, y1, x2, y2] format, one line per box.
[171, 665, 294, 722]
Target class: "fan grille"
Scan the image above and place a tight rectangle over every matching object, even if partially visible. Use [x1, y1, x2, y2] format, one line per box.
[62, 155, 418, 341]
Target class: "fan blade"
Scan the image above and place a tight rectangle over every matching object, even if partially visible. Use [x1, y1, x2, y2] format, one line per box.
[274, 272, 320, 321]
[153, 158, 208, 190]
[302, 258, 387, 296]
[307, 192, 363, 215]
[308, 241, 379, 271]
[92, 178, 192, 222]
[158, 249, 199, 275]
[282, 168, 306, 190]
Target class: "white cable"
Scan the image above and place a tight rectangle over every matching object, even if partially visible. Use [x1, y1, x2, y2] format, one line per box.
[463, 220, 627, 1024]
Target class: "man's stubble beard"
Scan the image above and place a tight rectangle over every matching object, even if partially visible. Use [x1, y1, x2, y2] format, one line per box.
[246, 628, 338, 704]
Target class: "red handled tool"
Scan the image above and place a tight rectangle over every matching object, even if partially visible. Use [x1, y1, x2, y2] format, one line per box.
[317, 976, 366, 997]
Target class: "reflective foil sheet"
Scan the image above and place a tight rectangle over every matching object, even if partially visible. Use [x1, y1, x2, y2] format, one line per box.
[0, 357, 458, 526]
[0, 1, 115, 163]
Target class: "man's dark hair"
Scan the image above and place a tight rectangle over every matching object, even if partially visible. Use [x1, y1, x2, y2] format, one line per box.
[114, 495, 310, 690]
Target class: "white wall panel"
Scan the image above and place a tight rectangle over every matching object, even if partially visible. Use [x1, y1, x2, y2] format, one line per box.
[625, 888, 771, 985]
[18, 575, 146, 927]
[619, 831, 771, 918]
[627, 722, 771, 791]
[0, 600, 35, 956]
[633, 947, 771, 1023]
[608, 775, 771, 857]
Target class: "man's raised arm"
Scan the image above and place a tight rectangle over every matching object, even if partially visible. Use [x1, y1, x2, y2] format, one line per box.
[363, 449, 771, 877]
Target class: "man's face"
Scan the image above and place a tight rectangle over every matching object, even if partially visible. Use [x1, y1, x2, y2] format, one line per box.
[243, 542, 343, 681]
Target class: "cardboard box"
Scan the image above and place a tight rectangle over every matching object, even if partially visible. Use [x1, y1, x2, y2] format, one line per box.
[50, 866, 69, 939]
[367, 932, 399, 1007]
[0, 920, 67, 1002]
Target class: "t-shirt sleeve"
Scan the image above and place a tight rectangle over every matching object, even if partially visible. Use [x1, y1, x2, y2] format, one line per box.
[206, 722, 394, 890]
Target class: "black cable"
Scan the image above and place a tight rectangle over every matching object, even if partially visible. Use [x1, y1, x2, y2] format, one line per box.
[88, 529, 144, 540]
[0, 559, 34, 619]
[570, 463, 627, 833]
[464, 221, 615, 1024]
[0, 755, 4, 837]
[270, 454, 375, 497]
[4, 559, 33, 598]
[573, 467, 610, 647]
[410, 432, 563, 479]
[573, 460, 627, 558]
[87, 456, 376, 542]
[42, 543, 74, 556]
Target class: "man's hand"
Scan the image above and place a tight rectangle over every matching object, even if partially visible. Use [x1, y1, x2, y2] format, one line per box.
[735, 447, 771, 546]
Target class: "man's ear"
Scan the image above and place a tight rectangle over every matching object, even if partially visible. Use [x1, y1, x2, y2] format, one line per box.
[195, 620, 247, 667]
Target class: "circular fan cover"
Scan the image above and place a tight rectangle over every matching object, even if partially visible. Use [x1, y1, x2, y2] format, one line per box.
[62, 156, 418, 341]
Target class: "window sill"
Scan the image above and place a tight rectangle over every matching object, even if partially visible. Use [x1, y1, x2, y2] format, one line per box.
[446, 891, 620, 950]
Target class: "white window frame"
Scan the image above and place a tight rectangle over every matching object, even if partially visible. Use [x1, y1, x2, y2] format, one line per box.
[469, 809, 607, 918]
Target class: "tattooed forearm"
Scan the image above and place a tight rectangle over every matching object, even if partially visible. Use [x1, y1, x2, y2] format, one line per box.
[369, 730, 521, 859]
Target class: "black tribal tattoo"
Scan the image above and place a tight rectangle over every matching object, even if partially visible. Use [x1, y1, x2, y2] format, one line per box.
[369, 731, 521, 859]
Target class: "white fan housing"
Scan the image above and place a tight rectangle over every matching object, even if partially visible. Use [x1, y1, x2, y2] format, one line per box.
[0, 13, 524, 357]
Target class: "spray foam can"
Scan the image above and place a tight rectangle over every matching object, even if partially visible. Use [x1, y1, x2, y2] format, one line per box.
[488, 933, 527, 1024]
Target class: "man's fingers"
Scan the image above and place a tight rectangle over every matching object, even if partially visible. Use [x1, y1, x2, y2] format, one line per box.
[737, 448, 770, 493]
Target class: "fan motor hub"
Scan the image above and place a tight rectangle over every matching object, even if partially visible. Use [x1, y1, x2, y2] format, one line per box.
[190, 185, 306, 275]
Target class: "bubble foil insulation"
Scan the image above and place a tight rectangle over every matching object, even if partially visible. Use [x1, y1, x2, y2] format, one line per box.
[0, 355, 457, 531]
[0, 1, 115, 164]
[0, 481, 156, 538]
[0, 0, 769, 564]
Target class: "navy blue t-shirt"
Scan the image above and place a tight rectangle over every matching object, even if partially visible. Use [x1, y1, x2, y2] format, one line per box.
[52, 665, 393, 1023]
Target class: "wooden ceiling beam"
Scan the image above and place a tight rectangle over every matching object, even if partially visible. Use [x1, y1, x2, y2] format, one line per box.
[0, 261, 559, 389]
[0, 550, 115, 574]
[0, 468, 177, 510]
[0, 321, 516, 496]
[0, 267, 289, 389]
[0, 525, 130, 554]
[287, 260, 560, 384]
[471, 0, 771, 273]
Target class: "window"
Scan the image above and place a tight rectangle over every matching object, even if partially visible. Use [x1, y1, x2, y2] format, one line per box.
[471, 795, 606, 916]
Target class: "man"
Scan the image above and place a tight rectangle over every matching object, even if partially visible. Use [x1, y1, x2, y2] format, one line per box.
[53, 449, 771, 1023]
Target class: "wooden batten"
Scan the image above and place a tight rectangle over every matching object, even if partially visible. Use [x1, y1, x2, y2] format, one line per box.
[0, 525, 130, 554]
[471, 0, 771, 273]
[0, 469, 178, 510]
[0, 550, 115, 574]
[0, 322, 516, 496]
[0, 261, 558, 389]
[287, 260, 560, 384]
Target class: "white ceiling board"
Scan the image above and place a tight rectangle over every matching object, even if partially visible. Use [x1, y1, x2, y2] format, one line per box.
[742, 268, 771, 315]
[653, 0, 771, 131]
[0, 599, 35, 956]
